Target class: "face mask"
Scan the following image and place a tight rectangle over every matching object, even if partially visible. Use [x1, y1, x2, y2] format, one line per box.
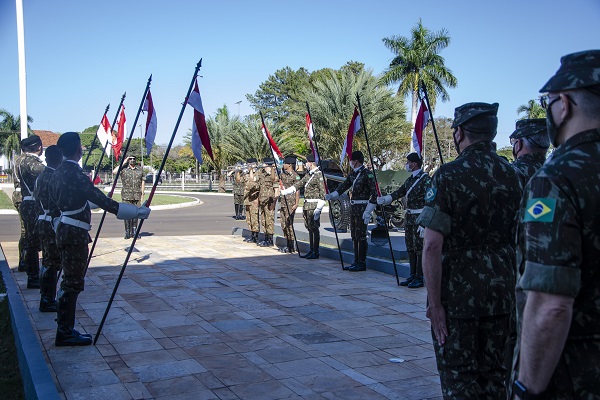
[453, 130, 461, 155]
[405, 163, 411, 172]
[546, 103, 563, 147]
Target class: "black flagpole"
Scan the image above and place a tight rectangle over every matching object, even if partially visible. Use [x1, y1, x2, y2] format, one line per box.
[91, 92, 126, 184]
[82, 104, 110, 169]
[355, 93, 400, 286]
[94, 60, 202, 344]
[85, 75, 152, 273]
[306, 102, 345, 270]
[420, 81, 445, 165]
[258, 111, 303, 258]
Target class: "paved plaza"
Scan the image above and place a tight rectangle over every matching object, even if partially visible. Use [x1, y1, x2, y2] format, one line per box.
[3, 234, 441, 399]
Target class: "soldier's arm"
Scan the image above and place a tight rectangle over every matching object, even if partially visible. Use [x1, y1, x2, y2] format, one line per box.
[390, 180, 408, 200]
[76, 171, 120, 214]
[367, 172, 378, 203]
[421, 227, 447, 345]
[334, 175, 353, 195]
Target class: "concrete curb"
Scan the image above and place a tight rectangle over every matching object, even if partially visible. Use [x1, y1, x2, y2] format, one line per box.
[0, 245, 61, 400]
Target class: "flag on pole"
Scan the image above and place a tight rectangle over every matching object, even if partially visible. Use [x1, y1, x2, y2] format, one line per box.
[411, 100, 429, 156]
[96, 114, 112, 157]
[112, 105, 126, 161]
[341, 107, 360, 165]
[143, 90, 157, 156]
[187, 81, 213, 164]
[305, 113, 319, 163]
[260, 117, 283, 163]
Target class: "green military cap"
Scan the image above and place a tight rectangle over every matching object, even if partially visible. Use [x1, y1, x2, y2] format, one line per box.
[20, 135, 42, 149]
[284, 155, 297, 164]
[451, 102, 499, 129]
[540, 49, 600, 93]
[509, 118, 547, 140]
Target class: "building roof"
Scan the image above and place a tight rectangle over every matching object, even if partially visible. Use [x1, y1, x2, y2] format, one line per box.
[32, 130, 60, 147]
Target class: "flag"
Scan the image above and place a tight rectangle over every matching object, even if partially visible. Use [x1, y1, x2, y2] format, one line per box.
[112, 105, 126, 161]
[411, 100, 429, 156]
[305, 113, 319, 163]
[96, 113, 112, 157]
[261, 117, 283, 163]
[341, 107, 360, 165]
[187, 81, 213, 164]
[143, 90, 157, 156]
[93, 174, 102, 185]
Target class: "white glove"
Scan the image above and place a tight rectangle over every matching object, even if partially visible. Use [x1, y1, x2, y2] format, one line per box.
[117, 203, 151, 220]
[280, 186, 296, 196]
[418, 226, 425, 238]
[324, 191, 339, 201]
[362, 202, 376, 225]
[377, 195, 393, 205]
[313, 199, 326, 220]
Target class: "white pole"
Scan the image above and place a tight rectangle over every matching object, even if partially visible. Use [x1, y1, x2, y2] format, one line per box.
[16, 0, 28, 140]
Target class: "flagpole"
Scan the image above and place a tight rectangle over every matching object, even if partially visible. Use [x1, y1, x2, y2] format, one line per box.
[94, 59, 202, 344]
[355, 93, 400, 286]
[306, 102, 345, 269]
[82, 104, 110, 169]
[420, 81, 445, 165]
[91, 92, 126, 184]
[85, 75, 152, 273]
[258, 111, 303, 258]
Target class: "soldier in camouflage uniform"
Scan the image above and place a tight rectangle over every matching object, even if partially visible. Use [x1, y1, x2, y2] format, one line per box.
[280, 154, 325, 258]
[232, 162, 245, 220]
[416, 102, 521, 399]
[243, 158, 260, 243]
[326, 151, 377, 271]
[511, 50, 600, 400]
[277, 155, 301, 253]
[113, 155, 145, 239]
[15, 135, 45, 288]
[49, 132, 150, 346]
[11, 162, 26, 272]
[377, 152, 431, 288]
[33, 145, 62, 312]
[257, 157, 279, 247]
[510, 118, 550, 190]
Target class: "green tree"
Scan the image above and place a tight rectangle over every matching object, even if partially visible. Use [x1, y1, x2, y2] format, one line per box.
[497, 146, 514, 162]
[517, 98, 546, 119]
[380, 20, 457, 130]
[420, 117, 458, 167]
[0, 109, 34, 169]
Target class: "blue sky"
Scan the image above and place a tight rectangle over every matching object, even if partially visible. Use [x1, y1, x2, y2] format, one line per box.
[1, 0, 599, 148]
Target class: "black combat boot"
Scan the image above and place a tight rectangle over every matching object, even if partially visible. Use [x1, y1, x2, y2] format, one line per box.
[25, 249, 40, 288]
[306, 230, 320, 259]
[400, 252, 417, 286]
[39, 267, 58, 312]
[344, 241, 359, 270]
[18, 239, 26, 272]
[124, 220, 131, 239]
[300, 231, 315, 258]
[251, 231, 259, 243]
[349, 240, 367, 271]
[132, 219, 140, 239]
[288, 240, 296, 253]
[55, 292, 92, 347]
[408, 253, 425, 288]
[234, 204, 240, 220]
[258, 234, 273, 247]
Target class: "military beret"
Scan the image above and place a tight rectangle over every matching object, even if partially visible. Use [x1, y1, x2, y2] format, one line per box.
[57, 132, 81, 151]
[540, 50, 600, 93]
[20, 135, 42, 149]
[284, 155, 297, 164]
[351, 150, 364, 164]
[44, 145, 63, 166]
[451, 102, 499, 129]
[509, 119, 548, 140]
[406, 152, 422, 163]
[263, 157, 275, 165]
[247, 157, 257, 163]
[305, 154, 315, 163]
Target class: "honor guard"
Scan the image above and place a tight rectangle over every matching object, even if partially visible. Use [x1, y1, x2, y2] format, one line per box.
[232, 162, 245, 220]
[243, 158, 260, 243]
[277, 155, 300, 253]
[256, 157, 279, 247]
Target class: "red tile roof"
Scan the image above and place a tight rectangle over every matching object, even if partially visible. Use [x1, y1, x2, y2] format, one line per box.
[33, 130, 60, 147]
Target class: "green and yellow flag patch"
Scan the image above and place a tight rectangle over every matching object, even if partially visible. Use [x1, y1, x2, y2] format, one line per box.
[524, 198, 556, 222]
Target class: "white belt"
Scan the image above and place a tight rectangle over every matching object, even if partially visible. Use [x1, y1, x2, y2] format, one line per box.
[405, 208, 424, 215]
[22, 195, 35, 201]
[305, 199, 319, 203]
[61, 204, 87, 216]
[350, 200, 369, 205]
[15, 188, 21, 191]
[38, 212, 53, 222]
[59, 216, 91, 231]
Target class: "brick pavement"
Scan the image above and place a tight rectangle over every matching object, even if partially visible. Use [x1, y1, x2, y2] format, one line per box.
[4, 235, 442, 400]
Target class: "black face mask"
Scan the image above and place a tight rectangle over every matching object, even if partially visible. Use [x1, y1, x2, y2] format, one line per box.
[546, 103, 562, 147]
[453, 131, 461, 155]
[512, 140, 519, 160]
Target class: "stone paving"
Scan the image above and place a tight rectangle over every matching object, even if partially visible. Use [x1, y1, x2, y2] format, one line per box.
[4, 235, 442, 400]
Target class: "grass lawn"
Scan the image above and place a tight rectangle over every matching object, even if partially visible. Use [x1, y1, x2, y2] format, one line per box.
[0, 190, 15, 210]
[0, 271, 25, 399]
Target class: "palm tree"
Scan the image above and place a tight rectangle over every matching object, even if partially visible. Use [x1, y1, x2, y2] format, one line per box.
[380, 20, 457, 130]
[517, 98, 546, 119]
[0, 109, 33, 170]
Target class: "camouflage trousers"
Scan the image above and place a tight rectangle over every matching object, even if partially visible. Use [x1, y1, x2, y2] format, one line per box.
[13, 198, 25, 265]
[246, 202, 259, 232]
[19, 200, 40, 277]
[405, 223, 424, 254]
[39, 223, 61, 272]
[58, 243, 88, 294]
[233, 194, 244, 205]
[123, 198, 140, 234]
[433, 314, 510, 400]
[302, 209, 320, 234]
[279, 206, 296, 241]
[259, 201, 275, 235]
[350, 204, 368, 241]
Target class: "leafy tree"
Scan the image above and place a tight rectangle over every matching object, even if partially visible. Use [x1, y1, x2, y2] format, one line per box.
[420, 117, 458, 167]
[497, 146, 514, 162]
[1, 109, 34, 169]
[517, 98, 546, 119]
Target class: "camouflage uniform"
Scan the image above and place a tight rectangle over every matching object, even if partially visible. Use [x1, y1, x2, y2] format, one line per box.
[119, 164, 144, 238]
[293, 167, 325, 256]
[418, 105, 521, 398]
[257, 167, 278, 237]
[511, 153, 546, 190]
[11, 166, 26, 271]
[244, 170, 260, 236]
[232, 170, 245, 219]
[279, 169, 300, 242]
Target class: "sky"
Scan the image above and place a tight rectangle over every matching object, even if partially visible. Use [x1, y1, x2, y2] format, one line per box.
[1, 0, 600, 150]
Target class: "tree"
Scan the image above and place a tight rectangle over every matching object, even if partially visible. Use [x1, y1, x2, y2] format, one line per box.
[380, 20, 457, 130]
[203, 105, 240, 192]
[517, 98, 546, 119]
[420, 117, 458, 167]
[0, 109, 33, 169]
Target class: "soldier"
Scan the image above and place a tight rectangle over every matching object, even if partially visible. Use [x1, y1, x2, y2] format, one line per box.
[325, 151, 377, 271]
[113, 155, 145, 239]
[15, 135, 45, 288]
[280, 154, 325, 259]
[511, 50, 600, 399]
[510, 118, 550, 189]
[416, 102, 521, 399]
[377, 152, 431, 288]
[232, 162, 245, 220]
[277, 155, 301, 253]
[49, 132, 150, 346]
[11, 159, 26, 271]
[243, 158, 260, 243]
[33, 145, 62, 312]
[256, 157, 279, 247]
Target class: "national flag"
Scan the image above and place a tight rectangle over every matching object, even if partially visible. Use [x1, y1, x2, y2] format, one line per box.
[411, 100, 429, 156]
[96, 114, 112, 157]
[112, 105, 126, 161]
[341, 107, 360, 165]
[305, 113, 319, 163]
[143, 90, 157, 156]
[260, 117, 283, 163]
[187, 81, 213, 164]
[93, 174, 102, 185]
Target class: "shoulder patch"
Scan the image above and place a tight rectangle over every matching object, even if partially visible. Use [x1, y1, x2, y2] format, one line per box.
[425, 187, 436, 202]
[367, 173, 374, 179]
[296, 176, 301, 180]
[524, 198, 556, 222]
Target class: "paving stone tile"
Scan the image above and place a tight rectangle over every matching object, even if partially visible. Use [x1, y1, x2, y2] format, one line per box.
[145, 375, 205, 398]
[64, 382, 132, 400]
[121, 349, 177, 368]
[229, 380, 296, 400]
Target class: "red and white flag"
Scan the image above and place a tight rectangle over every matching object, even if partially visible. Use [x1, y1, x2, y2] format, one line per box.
[305, 113, 319, 163]
[187, 81, 213, 164]
[261, 118, 283, 163]
[112, 105, 126, 161]
[341, 107, 360, 165]
[143, 90, 157, 156]
[411, 100, 429, 156]
[96, 113, 112, 157]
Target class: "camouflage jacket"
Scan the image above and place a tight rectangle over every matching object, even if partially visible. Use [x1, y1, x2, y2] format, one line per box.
[34, 166, 60, 236]
[417, 141, 521, 318]
[293, 168, 325, 211]
[232, 171, 245, 196]
[390, 169, 431, 225]
[243, 171, 259, 204]
[49, 160, 119, 245]
[257, 168, 278, 204]
[120, 166, 144, 201]
[512, 153, 546, 190]
[15, 153, 45, 199]
[279, 169, 300, 206]
[333, 166, 377, 204]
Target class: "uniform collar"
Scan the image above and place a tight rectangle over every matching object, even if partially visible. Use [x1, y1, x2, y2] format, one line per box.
[411, 168, 422, 177]
[554, 128, 600, 158]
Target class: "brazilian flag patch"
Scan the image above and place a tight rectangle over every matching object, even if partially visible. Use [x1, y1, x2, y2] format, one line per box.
[425, 187, 436, 202]
[524, 198, 556, 222]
